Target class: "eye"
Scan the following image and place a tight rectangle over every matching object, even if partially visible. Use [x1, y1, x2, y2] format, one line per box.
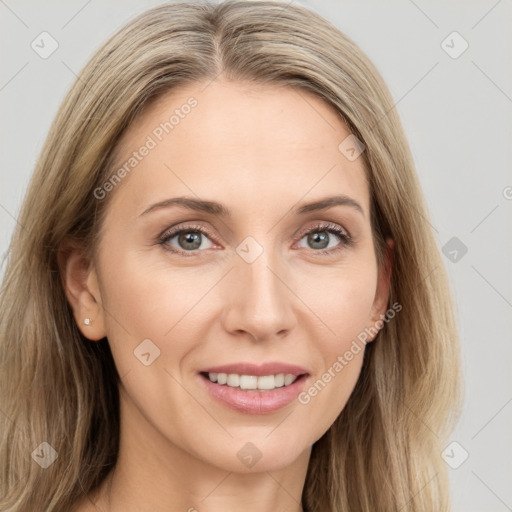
[158, 224, 216, 256]
[158, 221, 353, 257]
[295, 222, 353, 255]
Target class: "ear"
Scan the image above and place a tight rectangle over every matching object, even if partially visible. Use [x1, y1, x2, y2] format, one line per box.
[57, 238, 107, 341]
[367, 237, 394, 342]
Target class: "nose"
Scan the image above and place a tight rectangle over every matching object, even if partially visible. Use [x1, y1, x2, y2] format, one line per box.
[221, 247, 297, 343]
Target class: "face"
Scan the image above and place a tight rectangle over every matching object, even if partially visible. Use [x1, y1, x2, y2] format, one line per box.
[74, 79, 391, 474]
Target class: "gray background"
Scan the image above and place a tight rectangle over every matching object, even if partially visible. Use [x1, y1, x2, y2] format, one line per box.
[1, 0, 511, 510]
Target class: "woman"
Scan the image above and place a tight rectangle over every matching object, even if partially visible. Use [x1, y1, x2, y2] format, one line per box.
[0, 1, 462, 510]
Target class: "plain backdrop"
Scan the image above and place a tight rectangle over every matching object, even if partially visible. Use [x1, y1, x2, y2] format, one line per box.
[1, 1, 511, 511]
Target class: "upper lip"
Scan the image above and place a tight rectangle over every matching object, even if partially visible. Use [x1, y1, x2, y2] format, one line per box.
[200, 362, 309, 377]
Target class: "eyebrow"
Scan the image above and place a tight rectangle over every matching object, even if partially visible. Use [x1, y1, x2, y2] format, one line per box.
[138, 194, 365, 218]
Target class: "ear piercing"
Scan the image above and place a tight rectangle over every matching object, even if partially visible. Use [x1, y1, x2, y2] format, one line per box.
[84, 318, 92, 326]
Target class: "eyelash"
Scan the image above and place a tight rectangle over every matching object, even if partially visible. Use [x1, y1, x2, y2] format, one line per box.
[157, 222, 353, 257]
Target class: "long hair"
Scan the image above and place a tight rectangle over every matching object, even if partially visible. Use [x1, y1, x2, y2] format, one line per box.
[0, 1, 462, 510]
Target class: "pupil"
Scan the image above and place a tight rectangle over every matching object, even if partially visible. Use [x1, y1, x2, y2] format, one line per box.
[179, 231, 201, 250]
[309, 231, 329, 249]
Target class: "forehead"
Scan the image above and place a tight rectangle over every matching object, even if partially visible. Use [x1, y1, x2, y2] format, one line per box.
[105, 79, 370, 221]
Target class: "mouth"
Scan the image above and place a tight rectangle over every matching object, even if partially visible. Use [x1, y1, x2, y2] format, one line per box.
[197, 365, 310, 414]
[199, 371, 308, 391]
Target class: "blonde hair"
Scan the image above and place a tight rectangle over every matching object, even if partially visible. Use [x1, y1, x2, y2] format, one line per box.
[0, 1, 462, 510]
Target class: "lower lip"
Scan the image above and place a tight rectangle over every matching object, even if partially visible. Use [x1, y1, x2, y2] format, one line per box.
[198, 373, 309, 414]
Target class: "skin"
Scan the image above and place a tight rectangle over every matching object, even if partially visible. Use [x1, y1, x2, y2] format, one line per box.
[62, 78, 393, 512]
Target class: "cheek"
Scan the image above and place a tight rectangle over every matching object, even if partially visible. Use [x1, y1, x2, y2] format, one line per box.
[100, 246, 203, 332]
[299, 261, 378, 342]
[298, 349, 365, 446]
[97, 246, 226, 378]
[292, 263, 376, 439]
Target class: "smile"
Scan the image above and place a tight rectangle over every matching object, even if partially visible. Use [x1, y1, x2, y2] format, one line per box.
[198, 371, 309, 414]
[204, 372, 299, 391]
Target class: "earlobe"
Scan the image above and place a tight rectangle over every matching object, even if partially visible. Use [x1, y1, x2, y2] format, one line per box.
[367, 237, 394, 342]
[57, 239, 107, 341]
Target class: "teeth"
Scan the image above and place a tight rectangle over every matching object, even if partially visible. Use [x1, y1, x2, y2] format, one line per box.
[274, 373, 285, 387]
[284, 374, 296, 386]
[239, 375, 258, 390]
[207, 372, 298, 390]
[227, 374, 239, 387]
